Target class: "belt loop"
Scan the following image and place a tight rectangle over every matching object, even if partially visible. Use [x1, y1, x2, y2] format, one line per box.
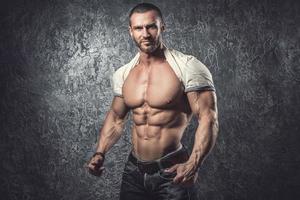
[157, 160, 163, 170]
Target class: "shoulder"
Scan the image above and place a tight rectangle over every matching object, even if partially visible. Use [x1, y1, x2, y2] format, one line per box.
[168, 48, 211, 74]
[112, 56, 137, 97]
[113, 53, 139, 79]
[168, 48, 193, 62]
[113, 63, 128, 80]
[112, 58, 136, 81]
[168, 48, 215, 92]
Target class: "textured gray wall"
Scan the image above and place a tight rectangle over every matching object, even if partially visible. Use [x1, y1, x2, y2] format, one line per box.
[1, 0, 300, 199]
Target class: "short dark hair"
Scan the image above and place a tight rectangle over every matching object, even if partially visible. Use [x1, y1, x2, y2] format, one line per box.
[129, 3, 164, 25]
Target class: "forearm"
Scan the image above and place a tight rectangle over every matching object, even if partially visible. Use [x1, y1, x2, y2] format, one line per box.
[96, 110, 126, 154]
[188, 113, 219, 168]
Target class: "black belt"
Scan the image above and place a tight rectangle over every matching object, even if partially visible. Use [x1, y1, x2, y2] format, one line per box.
[128, 147, 189, 174]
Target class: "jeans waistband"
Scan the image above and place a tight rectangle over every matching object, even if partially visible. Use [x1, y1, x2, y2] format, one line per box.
[129, 144, 189, 174]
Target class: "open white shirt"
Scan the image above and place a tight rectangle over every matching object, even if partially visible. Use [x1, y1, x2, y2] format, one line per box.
[112, 46, 215, 97]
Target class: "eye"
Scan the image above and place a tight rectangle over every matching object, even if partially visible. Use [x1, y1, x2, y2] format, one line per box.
[147, 24, 157, 30]
[134, 26, 143, 31]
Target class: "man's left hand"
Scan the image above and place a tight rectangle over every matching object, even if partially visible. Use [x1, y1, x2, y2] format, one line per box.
[164, 161, 198, 186]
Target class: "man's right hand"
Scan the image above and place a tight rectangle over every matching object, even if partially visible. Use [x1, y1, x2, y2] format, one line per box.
[87, 154, 105, 176]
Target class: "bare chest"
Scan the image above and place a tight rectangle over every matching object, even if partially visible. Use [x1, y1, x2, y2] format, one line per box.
[122, 62, 184, 108]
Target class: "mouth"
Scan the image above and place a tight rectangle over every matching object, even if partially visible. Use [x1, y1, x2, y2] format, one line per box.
[141, 41, 153, 47]
[141, 40, 152, 43]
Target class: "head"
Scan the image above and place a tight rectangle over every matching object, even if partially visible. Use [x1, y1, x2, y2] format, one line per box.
[129, 3, 165, 53]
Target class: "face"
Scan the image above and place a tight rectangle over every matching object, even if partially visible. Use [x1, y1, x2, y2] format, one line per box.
[129, 10, 164, 53]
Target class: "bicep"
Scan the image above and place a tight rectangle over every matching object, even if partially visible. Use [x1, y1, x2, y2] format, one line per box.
[110, 96, 130, 120]
[186, 90, 218, 119]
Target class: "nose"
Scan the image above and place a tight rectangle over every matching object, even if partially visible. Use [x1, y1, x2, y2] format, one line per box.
[142, 27, 150, 37]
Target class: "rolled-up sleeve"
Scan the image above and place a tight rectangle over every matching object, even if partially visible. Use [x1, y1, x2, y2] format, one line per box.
[184, 56, 215, 92]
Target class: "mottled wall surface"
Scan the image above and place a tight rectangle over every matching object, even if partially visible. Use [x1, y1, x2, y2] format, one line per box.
[1, 0, 299, 199]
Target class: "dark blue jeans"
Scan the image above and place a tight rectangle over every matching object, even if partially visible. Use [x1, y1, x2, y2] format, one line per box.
[119, 146, 198, 200]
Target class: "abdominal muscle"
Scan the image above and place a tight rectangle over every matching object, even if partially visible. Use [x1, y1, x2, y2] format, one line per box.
[131, 104, 190, 161]
[122, 60, 192, 161]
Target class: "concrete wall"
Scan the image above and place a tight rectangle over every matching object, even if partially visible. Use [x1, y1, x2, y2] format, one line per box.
[1, 0, 299, 199]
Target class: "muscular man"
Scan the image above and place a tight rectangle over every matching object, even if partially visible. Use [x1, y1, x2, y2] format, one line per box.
[88, 3, 218, 200]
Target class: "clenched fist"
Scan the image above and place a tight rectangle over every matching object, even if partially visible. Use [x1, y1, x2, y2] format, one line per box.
[87, 153, 105, 176]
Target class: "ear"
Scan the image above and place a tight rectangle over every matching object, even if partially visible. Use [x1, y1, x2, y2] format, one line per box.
[129, 25, 133, 37]
[160, 20, 165, 32]
[161, 24, 165, 32]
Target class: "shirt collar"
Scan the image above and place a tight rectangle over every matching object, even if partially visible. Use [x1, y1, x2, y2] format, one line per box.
[127, 44, 183, 81]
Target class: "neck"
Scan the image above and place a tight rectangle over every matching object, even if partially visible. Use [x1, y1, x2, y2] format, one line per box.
[138, 43, 165, 66]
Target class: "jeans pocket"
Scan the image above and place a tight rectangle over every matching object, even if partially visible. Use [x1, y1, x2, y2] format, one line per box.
[123, 160, 138, 175]
[158, 170, 177, 181]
